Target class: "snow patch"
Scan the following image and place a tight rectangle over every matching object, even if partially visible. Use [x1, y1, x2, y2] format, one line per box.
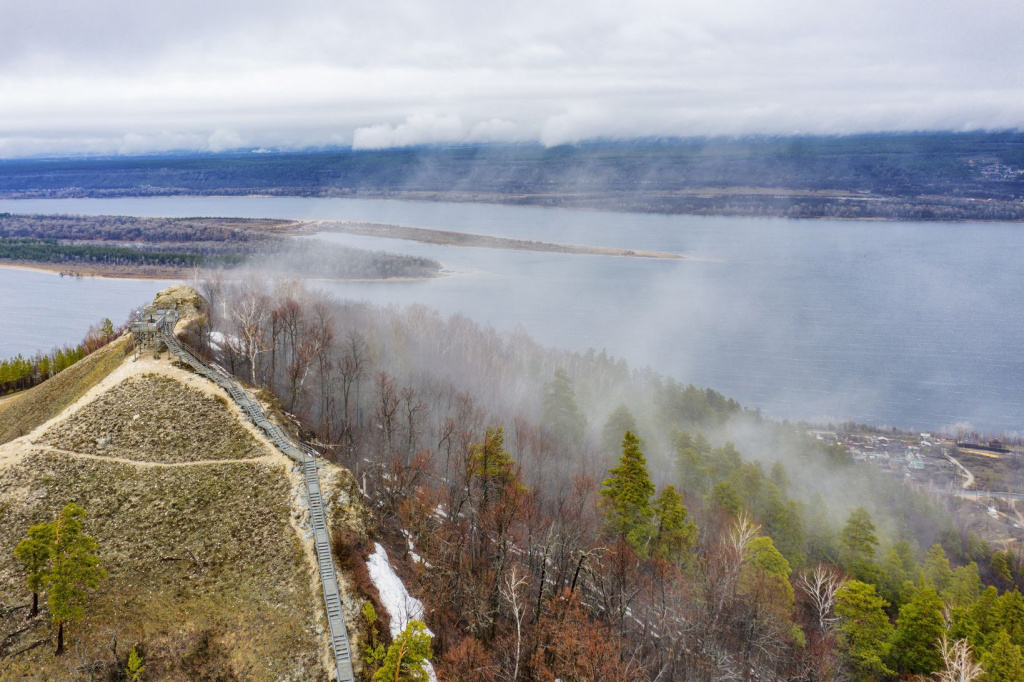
[366, 542, 437, 681]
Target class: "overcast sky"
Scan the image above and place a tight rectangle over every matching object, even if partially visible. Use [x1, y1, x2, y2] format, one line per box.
[1, 0, 1022, 157]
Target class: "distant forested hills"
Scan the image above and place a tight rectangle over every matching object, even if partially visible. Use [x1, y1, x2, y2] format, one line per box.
[3, 133, 1024, 220]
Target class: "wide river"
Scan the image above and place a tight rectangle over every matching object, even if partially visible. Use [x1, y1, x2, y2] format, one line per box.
[1, 196, 1022, 433]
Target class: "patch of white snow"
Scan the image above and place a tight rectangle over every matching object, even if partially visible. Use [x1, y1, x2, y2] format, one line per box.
[366, 542, 437, 681]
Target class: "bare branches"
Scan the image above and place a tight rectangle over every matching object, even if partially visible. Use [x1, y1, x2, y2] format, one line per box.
[727, 512, 760, 570]
[797, 564, 844, 634]
[230, 278, 272, 386]
[500, 565, 528, 682]
[934, 637, 984, 682]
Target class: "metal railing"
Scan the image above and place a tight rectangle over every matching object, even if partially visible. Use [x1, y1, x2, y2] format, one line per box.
[157, 331, 356, 682]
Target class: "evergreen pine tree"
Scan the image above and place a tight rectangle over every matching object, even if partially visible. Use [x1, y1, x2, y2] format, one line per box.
[600, 431, 655, 556]
[374, 621, 433, 682]
[13, 520, 54, 617]
[651, 485, 697, 565]
[971, 585, 1000, 643]
[673, 430, 710, 495]
[44, 503, 106, 655]
[743, 536, 795, 605]
[840, 507, 879, 571]
[888, 584, 945, 675]
[993, 589, 1024, 647]
[542, 368, 586, 449]
[981, 630, 1024, 682]
[835, 580, 894, 680]
[878, 540, 917, 610]
[946, 562, 983, 608]
[126, 646, 145, 682]
[923, 543, 953, 593]
[470, 426, 521, 510]
[362, 602, 386, 675]
[601, 405, 640, 454]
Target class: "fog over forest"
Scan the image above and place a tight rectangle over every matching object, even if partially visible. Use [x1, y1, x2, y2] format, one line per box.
[149, 273, 1011, 680]
[3, 0, 1024, 678]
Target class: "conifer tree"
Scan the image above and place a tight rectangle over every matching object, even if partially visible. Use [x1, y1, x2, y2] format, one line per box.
[673, 430, 711, 495]
[888, 583, 945, 675]
[44, 503, 105, 655]
[374, 620, 433, 682]
[946, 606, 981, 653]
[981, 630, 1024, 682]
[946, 562, 983, 608]
[362, 602, 386, 675]
[768, 460, 790, 491]
[708, 481, 743, 516]
[600, 431, 655, 556]
[651, 485, 697, 565]
[993, 589, 1024, 647]
[991, 550, 1015, 584]
[542, 368, 587, 449]
[470, 426, 521, 510]
[13, 520, 54, 617]
[840, 507, 879, 570]
[835, 580, 894, 680]
[126, 646, 145, 682]
[923, 543, 953, 593]
[879, 540, 917, 609]
[743, 535, 795, 605]
[602, 405, 640, 454]
[971, 585, 1001, 642]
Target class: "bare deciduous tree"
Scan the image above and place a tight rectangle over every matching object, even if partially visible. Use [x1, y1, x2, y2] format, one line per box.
[934, 637, 985, 682]
[501, 565, 529, 682]
[230, 279, 272, 385]
[797, 564, 844, 634]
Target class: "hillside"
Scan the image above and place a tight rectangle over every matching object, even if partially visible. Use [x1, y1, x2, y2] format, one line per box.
[0, 337, 130, 446]
[0, 335, 369, 679]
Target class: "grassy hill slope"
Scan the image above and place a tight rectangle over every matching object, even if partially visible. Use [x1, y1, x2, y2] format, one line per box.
[0, 338, 129, 446]
[0, 358, 332, 681]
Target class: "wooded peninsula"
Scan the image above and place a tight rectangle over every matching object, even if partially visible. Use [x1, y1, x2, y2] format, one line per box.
[0, 213, 441, 279]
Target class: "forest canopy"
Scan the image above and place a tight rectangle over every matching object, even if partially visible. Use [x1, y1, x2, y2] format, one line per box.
[178, 277, 1021, 680]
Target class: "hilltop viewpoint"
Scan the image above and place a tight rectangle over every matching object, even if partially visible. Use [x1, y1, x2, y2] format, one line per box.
[0, 287, 372, 681]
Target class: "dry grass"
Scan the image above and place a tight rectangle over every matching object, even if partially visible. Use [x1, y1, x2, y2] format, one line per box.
[0, 338, 129, 446]
[40, 374, 269, 464]
[958, 452, 1014, 490]
[0, 451, 324, 681]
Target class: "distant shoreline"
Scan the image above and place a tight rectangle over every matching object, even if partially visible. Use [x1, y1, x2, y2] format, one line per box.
[0, 260, 183, 280]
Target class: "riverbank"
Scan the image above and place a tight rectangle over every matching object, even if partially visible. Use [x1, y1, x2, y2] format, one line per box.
[0, 260, 194, 279]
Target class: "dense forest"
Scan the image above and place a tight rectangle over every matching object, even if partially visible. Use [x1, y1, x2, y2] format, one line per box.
[182, 277, 1024, 680]
[4, 133, 1024, 220]
[0, 213, 440, 279]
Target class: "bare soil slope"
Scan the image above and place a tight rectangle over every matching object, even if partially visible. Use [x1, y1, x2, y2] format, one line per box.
[41, 374, 269, 463]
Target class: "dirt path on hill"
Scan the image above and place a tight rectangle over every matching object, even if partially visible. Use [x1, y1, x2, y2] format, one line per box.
[32, 444, 277, 468]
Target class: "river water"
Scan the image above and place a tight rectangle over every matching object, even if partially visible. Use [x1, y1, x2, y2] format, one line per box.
[1, 196, 1021, 433]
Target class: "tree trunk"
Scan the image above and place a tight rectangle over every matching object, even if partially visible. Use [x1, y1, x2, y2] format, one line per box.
[55, 620, 64, 656]
[29, 591, 38, 618]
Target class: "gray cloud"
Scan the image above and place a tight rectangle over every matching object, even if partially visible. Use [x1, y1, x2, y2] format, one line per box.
[1, 0, 1022, 156]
